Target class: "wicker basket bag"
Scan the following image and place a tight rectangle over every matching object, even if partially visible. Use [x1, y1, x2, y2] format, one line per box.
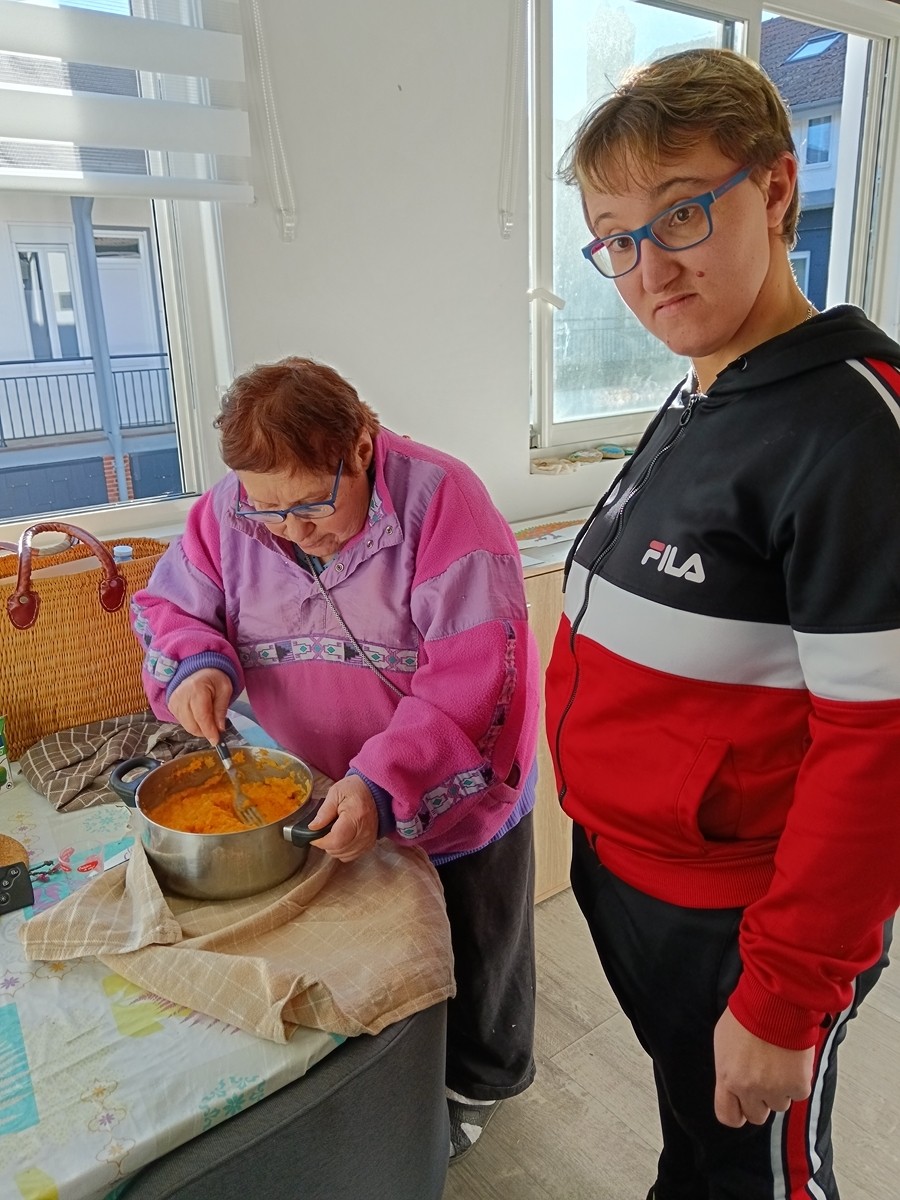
[0, 522, 168, 760]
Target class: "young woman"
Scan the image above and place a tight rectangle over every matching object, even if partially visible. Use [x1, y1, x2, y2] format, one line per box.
[547, 48, 900, 1200]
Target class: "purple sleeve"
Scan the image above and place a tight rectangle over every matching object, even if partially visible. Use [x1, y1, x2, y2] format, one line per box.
[131, 491, 244, 721]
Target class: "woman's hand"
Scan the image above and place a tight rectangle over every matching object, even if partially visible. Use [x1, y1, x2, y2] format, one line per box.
[713, 1006, 814, 1127]
[308, 775, 379, 862]
[167, 668, 233, 744]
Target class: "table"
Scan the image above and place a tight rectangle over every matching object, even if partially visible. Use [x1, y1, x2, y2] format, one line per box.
[0, 767, 341, 1200]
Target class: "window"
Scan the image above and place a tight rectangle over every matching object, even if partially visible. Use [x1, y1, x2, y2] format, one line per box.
[95, 235, 142, 259]
[17, 246, 82, 361]
[531, 1, 744, 451]
[0, 198, 221, 524]
[806, 115, 833, 164]
[531, 1, 900, 453]
[785, 32, 842, 62]
[790, 250, 811, 293]
[0, 0, 254, 539]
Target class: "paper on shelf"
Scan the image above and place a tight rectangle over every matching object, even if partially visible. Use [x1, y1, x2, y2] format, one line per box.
[514, 521, 584, 550]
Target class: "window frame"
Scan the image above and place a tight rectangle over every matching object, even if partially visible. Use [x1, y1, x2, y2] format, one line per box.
[529, 0, 900, 455]
[0, 0, 251, 545]
[0, 197, 233, 545]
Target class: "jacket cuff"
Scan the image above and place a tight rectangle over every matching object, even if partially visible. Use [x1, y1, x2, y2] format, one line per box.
[165, 651, 241, 707]
[728, 970, 827, 1050]
[347, 767, 395, 837]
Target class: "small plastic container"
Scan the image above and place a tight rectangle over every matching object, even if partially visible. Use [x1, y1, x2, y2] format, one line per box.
[30, 543, 134, 579]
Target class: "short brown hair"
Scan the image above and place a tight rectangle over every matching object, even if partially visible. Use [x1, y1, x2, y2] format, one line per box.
[216, 357, 381, 475]
[560, 48, 800, 245]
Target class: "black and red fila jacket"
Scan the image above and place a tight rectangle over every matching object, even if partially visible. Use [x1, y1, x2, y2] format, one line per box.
[545, 305, 900, 1050]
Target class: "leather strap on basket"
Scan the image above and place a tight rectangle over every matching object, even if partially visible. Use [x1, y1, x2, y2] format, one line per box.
[5, 522, 127, 631]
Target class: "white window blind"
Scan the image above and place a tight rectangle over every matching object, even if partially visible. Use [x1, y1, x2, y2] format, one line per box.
[0, 0, 253, 203]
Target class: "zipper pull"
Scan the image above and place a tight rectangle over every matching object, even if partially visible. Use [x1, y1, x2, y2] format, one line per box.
[679, 392, 703, 426]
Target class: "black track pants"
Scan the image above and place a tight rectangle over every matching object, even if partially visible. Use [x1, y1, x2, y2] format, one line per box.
[437, 811, 537, 1100]
[571, 824, 891, 1200]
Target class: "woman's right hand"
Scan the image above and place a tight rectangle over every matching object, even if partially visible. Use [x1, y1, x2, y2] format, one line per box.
[167, 668, 233, 744]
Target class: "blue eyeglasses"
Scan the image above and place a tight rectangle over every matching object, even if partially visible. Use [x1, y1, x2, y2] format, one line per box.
[582, 167, 752, 279]
[235, 460, 344, 524]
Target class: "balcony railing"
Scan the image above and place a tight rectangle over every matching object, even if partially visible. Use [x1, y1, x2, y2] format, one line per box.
[0, 354, 174, 445]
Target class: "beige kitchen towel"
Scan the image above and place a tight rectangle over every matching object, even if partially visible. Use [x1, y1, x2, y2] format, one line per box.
[20, 839, 455, 1043]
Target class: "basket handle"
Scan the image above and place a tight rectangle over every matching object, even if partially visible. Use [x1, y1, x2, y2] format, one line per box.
[5, 521, 127, 631]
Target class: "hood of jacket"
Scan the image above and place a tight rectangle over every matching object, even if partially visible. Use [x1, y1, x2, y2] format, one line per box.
[705, 305, 900, 398]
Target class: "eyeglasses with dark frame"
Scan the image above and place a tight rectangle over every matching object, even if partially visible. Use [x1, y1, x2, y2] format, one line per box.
[581, 167, 752, 280]
[235, 460, 344, 524]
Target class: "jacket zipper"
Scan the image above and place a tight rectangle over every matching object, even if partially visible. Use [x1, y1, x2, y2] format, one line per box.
[554, 391, 704, 804]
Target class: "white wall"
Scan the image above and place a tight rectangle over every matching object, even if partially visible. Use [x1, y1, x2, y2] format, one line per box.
[219, 0, 615, 522]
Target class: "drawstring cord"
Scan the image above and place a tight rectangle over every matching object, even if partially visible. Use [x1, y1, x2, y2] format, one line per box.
[303, 552, 408, 700]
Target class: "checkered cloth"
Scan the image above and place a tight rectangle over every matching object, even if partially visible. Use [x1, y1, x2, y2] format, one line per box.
[18, 713, 227, 811]
[19, 836, 455, 1042]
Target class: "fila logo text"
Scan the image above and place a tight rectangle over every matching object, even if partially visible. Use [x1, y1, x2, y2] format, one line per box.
[641, 540, 706, 583]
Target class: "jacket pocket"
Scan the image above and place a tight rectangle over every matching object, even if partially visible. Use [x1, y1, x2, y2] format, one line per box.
[675, 737, 744, 848]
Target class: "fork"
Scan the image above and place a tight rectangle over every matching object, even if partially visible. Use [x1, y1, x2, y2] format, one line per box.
[214, 740, 264, 827]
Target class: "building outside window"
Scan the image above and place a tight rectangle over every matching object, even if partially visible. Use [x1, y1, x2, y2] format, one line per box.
[0, 205, 182, 519]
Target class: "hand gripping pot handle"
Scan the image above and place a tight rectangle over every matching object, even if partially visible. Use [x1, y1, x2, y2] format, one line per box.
[283, 796, 335, 845]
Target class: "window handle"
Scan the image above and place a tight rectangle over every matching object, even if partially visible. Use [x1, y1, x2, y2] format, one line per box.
[527, 287, 566, 311]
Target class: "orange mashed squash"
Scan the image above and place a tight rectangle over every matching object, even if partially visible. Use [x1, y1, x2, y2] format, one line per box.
[150, 772, 308, 835]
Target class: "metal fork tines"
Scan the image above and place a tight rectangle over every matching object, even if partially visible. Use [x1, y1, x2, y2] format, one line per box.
[214, 741, 265, 827]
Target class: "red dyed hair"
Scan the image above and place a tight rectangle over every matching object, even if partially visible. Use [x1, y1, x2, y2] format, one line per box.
[215, 357, 381, 475]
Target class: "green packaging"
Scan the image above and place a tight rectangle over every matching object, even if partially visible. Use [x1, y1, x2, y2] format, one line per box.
[0, 714, 11, 788]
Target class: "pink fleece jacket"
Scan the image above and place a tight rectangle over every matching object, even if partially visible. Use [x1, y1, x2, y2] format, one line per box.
[131, 429, 540, 859]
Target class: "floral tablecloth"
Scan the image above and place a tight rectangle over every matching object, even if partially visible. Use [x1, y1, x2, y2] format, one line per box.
[0, 768, 342, 1200]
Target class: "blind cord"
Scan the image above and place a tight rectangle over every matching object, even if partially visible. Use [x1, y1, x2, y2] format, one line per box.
[245, 0, 297, 240]
[498, 0, 527, 239]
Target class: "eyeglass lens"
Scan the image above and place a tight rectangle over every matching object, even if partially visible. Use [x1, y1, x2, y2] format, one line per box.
[592, 201, 712, 278]
[240, 503, 333, 524]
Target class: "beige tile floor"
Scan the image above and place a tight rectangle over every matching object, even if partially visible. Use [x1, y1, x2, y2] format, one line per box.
[444, 887, 900, 1200]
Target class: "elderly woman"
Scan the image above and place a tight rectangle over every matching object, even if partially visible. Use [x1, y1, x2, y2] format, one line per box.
[132, 356, 539, 1160]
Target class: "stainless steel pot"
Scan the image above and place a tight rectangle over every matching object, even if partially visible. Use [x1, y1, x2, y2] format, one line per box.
[109, 746, 330, 900]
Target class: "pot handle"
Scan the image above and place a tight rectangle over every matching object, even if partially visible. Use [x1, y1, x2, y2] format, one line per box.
[282, 797, 336, 846]
[109, 756, 163, 808]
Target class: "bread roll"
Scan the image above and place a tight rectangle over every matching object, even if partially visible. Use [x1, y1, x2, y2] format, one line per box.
[0, 833, 27, 867]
